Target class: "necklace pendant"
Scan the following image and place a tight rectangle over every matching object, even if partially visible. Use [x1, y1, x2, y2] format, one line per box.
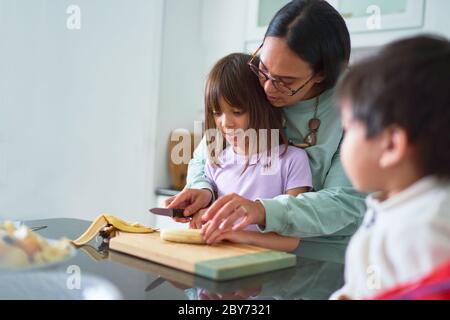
[304, 133, 317, 146]
[309, 118, 321, 130]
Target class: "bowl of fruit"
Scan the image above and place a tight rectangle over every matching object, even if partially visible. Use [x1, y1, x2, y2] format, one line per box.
[0, 221, 76, 272]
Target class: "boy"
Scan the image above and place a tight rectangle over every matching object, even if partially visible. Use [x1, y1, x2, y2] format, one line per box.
[331, 35, 450, 299]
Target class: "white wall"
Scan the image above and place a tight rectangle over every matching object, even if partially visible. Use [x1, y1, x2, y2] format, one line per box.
[154, 0, 248, 192]
[201, 0, 249, 71]
[0, 0, 164, 223]
[151, 0, 248, 230]
[153, 0, 205, 193]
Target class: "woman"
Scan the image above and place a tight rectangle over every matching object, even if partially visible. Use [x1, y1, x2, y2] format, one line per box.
[166, 0, 366, 245]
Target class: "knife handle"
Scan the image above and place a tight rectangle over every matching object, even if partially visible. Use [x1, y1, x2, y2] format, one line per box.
[173, 209, 186, 218]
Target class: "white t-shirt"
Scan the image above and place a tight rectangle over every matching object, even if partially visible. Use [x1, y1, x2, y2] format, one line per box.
[330, 176, 450, 300]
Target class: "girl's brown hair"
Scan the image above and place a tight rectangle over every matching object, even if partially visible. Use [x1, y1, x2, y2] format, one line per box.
[204, 53, 289, 173]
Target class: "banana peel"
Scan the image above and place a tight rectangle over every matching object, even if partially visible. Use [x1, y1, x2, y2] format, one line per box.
[72, 214, 157, 247]
[78, 244, 109, 261]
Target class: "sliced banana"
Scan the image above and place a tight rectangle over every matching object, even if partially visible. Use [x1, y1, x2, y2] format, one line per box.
[160, 229, 206, 244]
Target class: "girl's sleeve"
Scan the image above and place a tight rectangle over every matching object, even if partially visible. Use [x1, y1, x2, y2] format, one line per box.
[258, 148, 367, 240]
[284, 148, 313, 191]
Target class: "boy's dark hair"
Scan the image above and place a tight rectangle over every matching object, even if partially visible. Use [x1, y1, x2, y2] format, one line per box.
[337, 35, 450, 179]
[266, 0, 351, 92]
[204, 53, 289, 173]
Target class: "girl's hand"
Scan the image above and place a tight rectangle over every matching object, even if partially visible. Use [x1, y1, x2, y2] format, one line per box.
[189, 209, 207, 229]
[212, 230, 250, 244]
[165, 189, 213, 222]
[200, 193, 266, 244]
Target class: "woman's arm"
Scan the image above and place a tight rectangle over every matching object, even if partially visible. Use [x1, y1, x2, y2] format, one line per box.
[259, 149, 366, 238]
[201, 148, 366, 243]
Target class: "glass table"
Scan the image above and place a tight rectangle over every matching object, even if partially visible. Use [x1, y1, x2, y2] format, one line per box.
[0, 218, 346, 300]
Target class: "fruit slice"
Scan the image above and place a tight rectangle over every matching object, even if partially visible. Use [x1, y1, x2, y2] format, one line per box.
[160, 229, 206, 244]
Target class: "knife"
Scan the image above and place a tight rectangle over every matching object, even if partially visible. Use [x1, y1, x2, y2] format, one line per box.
[145, 276, 167, 292]
[149, 208, 186, 218]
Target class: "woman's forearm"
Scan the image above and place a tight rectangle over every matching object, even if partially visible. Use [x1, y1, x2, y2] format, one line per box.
[259, 186, 365, 238]
[258, 152, 366, 239]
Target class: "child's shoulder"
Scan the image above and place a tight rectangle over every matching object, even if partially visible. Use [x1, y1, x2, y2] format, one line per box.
[282, 145, 309, 159]
[277, 145, 309, 167]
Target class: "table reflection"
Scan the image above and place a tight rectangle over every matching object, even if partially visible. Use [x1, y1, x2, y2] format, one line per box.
[0, 219, 346, 300]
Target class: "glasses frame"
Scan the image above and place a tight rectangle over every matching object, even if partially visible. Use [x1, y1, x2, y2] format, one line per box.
[248, 44, 315, 97]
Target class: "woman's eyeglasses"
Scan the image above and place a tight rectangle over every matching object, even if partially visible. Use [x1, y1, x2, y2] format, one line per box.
[248, 44, 314, 97]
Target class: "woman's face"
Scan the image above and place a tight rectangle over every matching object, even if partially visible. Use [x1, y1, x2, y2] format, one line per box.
[258, 37, 324, 107]
[213, 96, 250, 151]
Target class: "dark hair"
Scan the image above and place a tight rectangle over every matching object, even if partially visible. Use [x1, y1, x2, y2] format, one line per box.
[337, 35, 450, 179]
[204, 53, 289, 173]
[266, 0, 351, 91]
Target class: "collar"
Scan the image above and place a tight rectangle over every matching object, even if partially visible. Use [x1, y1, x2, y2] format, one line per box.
[365, 176, 443, 213]
[221, 146, 280, 166]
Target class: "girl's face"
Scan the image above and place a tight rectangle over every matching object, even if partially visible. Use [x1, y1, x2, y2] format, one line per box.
[258, 37, 325, 107]
[213, 96, 250, 151]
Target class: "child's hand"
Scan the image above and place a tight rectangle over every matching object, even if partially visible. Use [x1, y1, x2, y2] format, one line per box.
[173, 216, 191, 223]
[165, 188, 213, 217]
[201, 194, 266, 245]
[211, 229, 250, 245]
[189, 209, 207, 229]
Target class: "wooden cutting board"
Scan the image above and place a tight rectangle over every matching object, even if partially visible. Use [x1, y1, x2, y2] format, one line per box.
[109, 231, 296, 281]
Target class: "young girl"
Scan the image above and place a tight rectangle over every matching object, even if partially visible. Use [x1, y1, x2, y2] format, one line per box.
[183, 53, 313, 252]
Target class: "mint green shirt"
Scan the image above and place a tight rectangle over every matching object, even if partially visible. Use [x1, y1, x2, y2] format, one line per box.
[186, 89, 366, 244]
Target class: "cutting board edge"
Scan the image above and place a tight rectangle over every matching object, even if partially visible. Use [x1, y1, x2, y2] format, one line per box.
[195, 251, 297, 281]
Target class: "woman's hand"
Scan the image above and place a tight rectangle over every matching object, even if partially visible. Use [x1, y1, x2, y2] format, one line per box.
[200, 193, 266, 244]
[165, 189, 213, 223]
[189, 209, 207, 229]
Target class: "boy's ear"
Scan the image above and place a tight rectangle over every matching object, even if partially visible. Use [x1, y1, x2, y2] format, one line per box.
[379, 127, 409, 169]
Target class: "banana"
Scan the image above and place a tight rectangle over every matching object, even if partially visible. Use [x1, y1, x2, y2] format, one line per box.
[160, 229, 206, 245]
[72, 214, 157, 247]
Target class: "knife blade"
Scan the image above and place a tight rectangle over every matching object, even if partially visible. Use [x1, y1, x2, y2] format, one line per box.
[149, 208, 186, 218]
[145, 276, 166, 292]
